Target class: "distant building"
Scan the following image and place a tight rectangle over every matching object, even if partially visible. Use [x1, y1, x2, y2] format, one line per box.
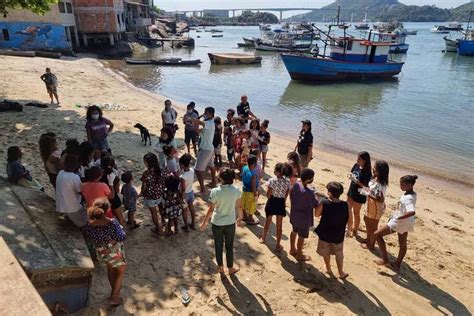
[73, 0, 127, 47]
[124, 0, 152, 35]
[203, 10, 229, 19]
[0, 1, 77, 51]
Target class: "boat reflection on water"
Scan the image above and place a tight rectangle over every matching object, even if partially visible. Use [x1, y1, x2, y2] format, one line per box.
[105, 59, 164, 90]
[208, 63, 262, 75]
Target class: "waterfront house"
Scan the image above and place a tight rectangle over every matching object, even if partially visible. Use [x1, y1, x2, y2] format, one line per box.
[0, 1, 78, 52]
[124, 0, 152, 36]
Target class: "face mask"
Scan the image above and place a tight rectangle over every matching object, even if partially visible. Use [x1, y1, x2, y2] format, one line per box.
[187, 110, 193, 114]
[92, 113, 99, 120]
[203, 114, 208, 120]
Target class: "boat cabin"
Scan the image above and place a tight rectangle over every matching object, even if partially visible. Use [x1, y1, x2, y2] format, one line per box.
[329, 37, 391, 63]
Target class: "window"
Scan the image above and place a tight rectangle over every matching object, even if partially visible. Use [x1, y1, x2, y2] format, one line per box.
[66, 2, 72, 13]
[58, 1, 66, 13]
[2, 29, 10, 41]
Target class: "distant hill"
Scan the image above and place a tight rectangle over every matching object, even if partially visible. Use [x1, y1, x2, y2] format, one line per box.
[286, 0, 474, 22]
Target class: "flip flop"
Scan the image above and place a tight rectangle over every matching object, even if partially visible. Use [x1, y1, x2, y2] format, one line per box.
[181, 288, 191, 305]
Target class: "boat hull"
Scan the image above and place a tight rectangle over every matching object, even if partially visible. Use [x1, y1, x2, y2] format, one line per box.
[281, 54, 404, 82]
[255, 42, 312, 52]
[444, 36, 458, 52]
[208, 53, 262, 65]
[389, 44, 409, 54]
[458, 40, 474, 56]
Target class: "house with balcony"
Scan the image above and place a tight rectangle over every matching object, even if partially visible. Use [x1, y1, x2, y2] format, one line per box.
[73, 0, 127, 47]
[0, 1, 78, 51]
[124, 0, 152, 36]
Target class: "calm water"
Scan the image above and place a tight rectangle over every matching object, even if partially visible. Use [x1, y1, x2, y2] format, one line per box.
[106, 22, 474, 184]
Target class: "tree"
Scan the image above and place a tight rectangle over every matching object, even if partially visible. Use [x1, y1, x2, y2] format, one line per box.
[0, 0, 58, 17]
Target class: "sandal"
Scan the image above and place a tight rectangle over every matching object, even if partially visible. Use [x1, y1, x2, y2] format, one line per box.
[181, 288, 191, 305]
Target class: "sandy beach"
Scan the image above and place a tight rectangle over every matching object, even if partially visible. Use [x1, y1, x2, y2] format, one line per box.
[0, 55, 472, 315]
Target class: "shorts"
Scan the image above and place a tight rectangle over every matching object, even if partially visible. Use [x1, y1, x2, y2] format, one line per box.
[299, 154, 311, 168]
[124, 204, 137, 213]
[265, 196, 286, 217]
[185, 129, 197, 145]
[109, 194, 122, 210]
[97, 242, 126, 268]
[143, 198, 162, 208]
[91, 138, 110, 152]
[46, 84, 57, 94]
[214, 144, 222, 155]
[260, 144, 268, 153]
[242, 191, 257, 215]
[317, 239, 344, 258]
[292, 225, 310, 238]
[65, 208, 88, 228]
[365, 198, 385, 220]
[195, 149, 215, 171]
[184, 191, 195, 203]
[226, 147, 234, 161]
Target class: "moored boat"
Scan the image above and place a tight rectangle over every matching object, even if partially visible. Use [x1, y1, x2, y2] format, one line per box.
[355, 22, 370, 30]
[243, 37, 255, 45]
[212, 34, 224, 38]
[208, 53, 262, 65]
[237, 42, 254, 48]
[431, 25, 451, 34]
[152, 58, 202, 65]
[124, 58, 153, 64]
[444, 36, 459, 52]
[365, 31, 409, 54]
[457, 12, 473, 56]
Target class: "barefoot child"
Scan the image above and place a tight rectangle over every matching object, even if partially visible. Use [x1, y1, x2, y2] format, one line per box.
[140, 153, 165, 235]
[375, 175, 418, 271]
[6, 146, 44, 191]
[179, 154, 196, 230]
[260, 163, 292, 251]
[289, 168, 319, 261]
[100, 155, 126, 226]
[213, 116, 223, 166]
[258, 120, 270, 172]
[241, 155, 259, 225]
[287, 151, 301, 186]
[200, 168, 243, 275]
[81, 166, 114, 218]
[84, 205, 126, 306]
[315, 182, 349, 279]
[361, 160, 389, 250]
[121, 171, 139, 229]
[163, 174, 186, 235]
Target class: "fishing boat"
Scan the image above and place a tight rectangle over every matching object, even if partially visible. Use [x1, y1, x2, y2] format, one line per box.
[243, 37, 256, 45]
[405, 30, 418, 35]
[237, 42, 255, 48]
[431, 25, 451, 34]
[446, 22, 463, 31]
[124, 57, 201, 66]
[212, 34, 224, 38]
[208, 53, 262, 65]
[355, 22, 370, 30]
[210, 29, 223, 33]
[259, 24, 272, 31]
[365, 31, 409, 54]
[444, 36, 459, 52]
[457, 13, 474, 56]
[280, 8, 404, 82]
[254, 33, 316, 52]
[124, 58, 154, 64]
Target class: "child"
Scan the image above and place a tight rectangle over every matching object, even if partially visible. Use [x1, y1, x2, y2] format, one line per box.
[6, 146, 44, 191]
[315, 182, 349, 279]
[85, 105, 114, 152]
[287, 151, 301, 186]
[163, 174, 185, 235]
[259, 163, 292, 251]
[375, 175, 418, 271]
[183, 103, 199, 155]
[289, 168, 319, 262]
[81, 166, 114, 218]
[346, 151, 372, 237]
[249, 119, 260, 151]
[163, 145, 178, 175]
[241, 155, 259, 225]
[84, 205, 126, 306]
[360, 160, 389, 251]
[213, 116, 223, 166]
[55, 154, 87, 228]
[238, 130, 252, 171]
[258, 120, 270, 171]
[78, 141, 95, 181]
[179, 154, 196, 230]
[224, 108, 235, 129]
[121, 171, 139, 229]
[39, 132, 61, 188]
[140, 153, 165, 235]
[100, 156, 125, 226]
[154, 127, 177, 169]
[200, 168, 243, 275]
[224, 126, 235, 166]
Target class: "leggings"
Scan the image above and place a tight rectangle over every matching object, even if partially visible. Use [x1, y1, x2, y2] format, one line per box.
[212, 223, 236, 268]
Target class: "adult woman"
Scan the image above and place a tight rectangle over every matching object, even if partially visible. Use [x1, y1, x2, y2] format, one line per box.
[85, 105, 114, 152]
[161, 100, 178, 136]
[200, 168, 243, 275]
[295, 120, 313, 168]
[39, 132, 61, 188]
[154, 126, 178, 169]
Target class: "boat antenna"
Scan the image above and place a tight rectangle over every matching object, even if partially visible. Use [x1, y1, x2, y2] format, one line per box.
[337, 5, 340, 25]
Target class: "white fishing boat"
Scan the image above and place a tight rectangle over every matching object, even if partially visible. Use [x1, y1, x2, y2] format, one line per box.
[446, 22, 463, 31]
[444, 36, 459, 52]
[254, 33, 316, 52]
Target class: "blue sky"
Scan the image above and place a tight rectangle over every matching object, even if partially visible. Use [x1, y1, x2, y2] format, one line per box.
[157, 0, 467, 11]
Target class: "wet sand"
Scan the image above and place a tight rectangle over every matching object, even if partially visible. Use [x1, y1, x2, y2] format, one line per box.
[0, 55, 472, 315]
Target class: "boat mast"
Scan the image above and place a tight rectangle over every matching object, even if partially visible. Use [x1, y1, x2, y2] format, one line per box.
[466, 10, 473, 39]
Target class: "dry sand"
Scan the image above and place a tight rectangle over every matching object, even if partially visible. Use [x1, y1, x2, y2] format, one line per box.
[0, 55, 473, 315]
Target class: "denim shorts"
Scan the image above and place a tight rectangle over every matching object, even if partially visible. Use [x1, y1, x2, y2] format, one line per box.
[143, 198, 162, 208]
[184, 191, 195, 203]
[91, 138, 110, 151]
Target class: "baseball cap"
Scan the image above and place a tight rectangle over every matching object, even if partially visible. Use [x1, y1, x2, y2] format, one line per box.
[301, 120, 312, 126]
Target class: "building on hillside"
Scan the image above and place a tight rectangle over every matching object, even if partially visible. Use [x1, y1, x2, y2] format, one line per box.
[73, 0, 126, 47]
[203, 10, 229, 19]
[124, 0, 152, 35]
[0, 1, 77, 51]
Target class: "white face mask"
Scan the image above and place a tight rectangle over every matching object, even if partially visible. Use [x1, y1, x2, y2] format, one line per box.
[92, 113, 99, 120]
[187, 110, 193, 114]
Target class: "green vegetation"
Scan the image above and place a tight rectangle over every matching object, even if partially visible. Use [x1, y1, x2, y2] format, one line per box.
[229, 10, 279, 24]
[287, 0, 474, 22]
[0, 0, 58, 17]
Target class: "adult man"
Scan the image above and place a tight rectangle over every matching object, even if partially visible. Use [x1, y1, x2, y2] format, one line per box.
[40, 67, 59, 104]
[236, 95, 256, 124]
[295, 120, 314, 168]
[193, 107, 217, 193]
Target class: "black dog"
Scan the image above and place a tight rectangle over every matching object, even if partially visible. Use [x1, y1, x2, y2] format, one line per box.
[134, 123, 152, 145]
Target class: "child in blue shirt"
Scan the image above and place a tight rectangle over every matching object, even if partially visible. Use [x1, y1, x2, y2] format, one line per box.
[241, 155, 259, 225]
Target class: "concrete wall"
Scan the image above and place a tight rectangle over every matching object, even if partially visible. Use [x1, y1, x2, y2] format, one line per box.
[0, 6, 62, 24]
[74, 0, 126, 33]
[0, 22, 72, 50]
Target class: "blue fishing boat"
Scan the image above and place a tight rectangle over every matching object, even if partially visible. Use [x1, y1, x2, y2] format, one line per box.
[364, 30, 409, 54]
[457, 12, 473, 56]
[280, 9, 404, 82]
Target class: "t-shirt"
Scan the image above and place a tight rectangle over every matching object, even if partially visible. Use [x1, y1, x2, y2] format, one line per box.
[140, 169, 163, 200]
[56, 170, 82, 213]
[290, 182, 319, 228]
[121, 183, 138, 210]
[315, 199, 349, 244]
[242, 165, 259, 192]
[259, 131, 270, 146]
[180, 169, 195, 193]
[81, 182, 111, 207]
[268, 176, 291, 198]
[366, 179, 387, 217]
[86, 117, 112, 142]
[154, 138, 178, 169]
[213, 124, 223, 147]
[84, 219, 126, 247]
[237, 102, 251, 120]
[199, 119, 215, 151]
[347, 164, 372, 200]
[209, 185, 242, 226]
[41, 73, 57, 86]
[297, 130, 313, 155]
[394, 193, 417, 219]
[183, 111, 199, 131]
[162, 108, 178, 124]
[6, 160, 31, 184]
[166, 157, 178, 174]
